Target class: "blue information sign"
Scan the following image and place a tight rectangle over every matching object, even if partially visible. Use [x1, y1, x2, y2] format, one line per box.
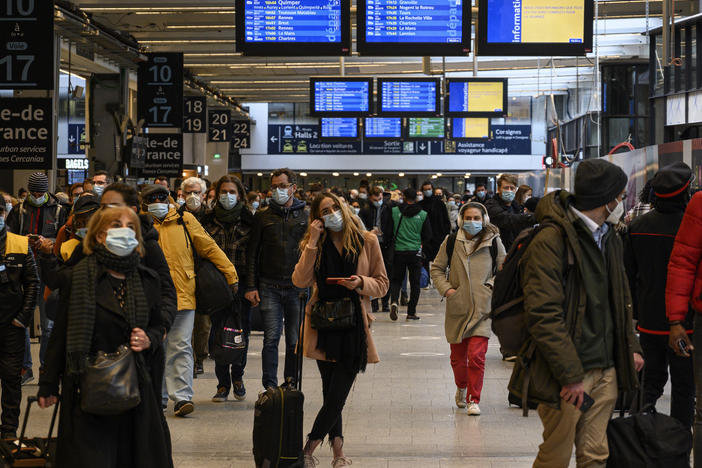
[321, 118, 358, 138]
[244, 0, 342, 43]
[365, 118, 402, 138]
[365, 0, 463, 43]
[312, 80, 371, 114]
[379, 80, 438, 115]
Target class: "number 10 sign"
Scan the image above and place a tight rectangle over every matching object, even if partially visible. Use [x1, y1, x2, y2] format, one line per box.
[138, 52, 183, 128]
[0, 0, 55, 90]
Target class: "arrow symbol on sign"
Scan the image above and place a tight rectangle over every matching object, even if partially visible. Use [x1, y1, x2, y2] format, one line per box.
[270, 136, 278, 142]
[69, 136, 76, 143]
[419, 143, 426, 150]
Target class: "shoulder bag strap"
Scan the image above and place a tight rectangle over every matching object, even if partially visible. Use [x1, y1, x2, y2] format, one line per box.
[179, 214, 201, 266]
[393, 213, 405, 243]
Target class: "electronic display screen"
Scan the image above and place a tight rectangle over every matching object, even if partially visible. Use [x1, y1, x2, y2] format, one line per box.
[446, 79, 507, 117]
[310, 78, 373, 116]
[236, 0, 351, 55]
[365, 117, 403, 138]
[451, 118, 490, 139]
[478, 0, 593, 56]
[321, 118, 359, 138]
[408, 118, 445, 138]
[357, 0, 471, 56]
[378, 79, 440, 116]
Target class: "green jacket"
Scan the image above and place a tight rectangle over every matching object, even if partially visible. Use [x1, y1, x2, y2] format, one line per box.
[391, 204, 430, 252]
[508, 190, 641, 409]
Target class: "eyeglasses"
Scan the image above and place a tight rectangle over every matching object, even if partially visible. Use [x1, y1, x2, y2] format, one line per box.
[271, 183, 292, 191]
[145, 193, 168, 203]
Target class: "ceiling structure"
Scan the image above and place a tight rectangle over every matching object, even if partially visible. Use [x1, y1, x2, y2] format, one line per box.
[69, 0, 697, 104]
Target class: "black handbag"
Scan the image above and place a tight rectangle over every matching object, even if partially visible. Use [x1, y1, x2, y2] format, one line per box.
[180, 214, 234, 315]
[80, 344, 141, 416]
[211, 304, 246, 366]
[311, 297, 356, 331]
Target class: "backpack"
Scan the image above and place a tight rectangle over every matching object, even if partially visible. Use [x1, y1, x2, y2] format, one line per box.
[445, 233, 498, 275]
[489, 223, 574, 358]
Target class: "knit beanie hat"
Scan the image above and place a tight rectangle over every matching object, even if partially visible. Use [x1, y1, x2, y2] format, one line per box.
[574, 159, 627, 211]
[28, 172, 49, 193]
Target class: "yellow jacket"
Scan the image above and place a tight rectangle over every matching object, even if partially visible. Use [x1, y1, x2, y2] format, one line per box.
[150, 208, 238, 311]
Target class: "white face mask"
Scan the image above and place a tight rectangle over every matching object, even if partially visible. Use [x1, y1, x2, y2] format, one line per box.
[353, 207, 360, 215]
[176, 197, 185, 206]
[104, 227, 139, 257]
[4, 203, 11, 214]
[147, 203, 169, 219]
[358, 193, 368, 200]
[219, 193, 238, 210]
[416, 195, 424, 202]
[323, 210, 344, 232]
[606, 200, 625, 224]
[186, 194, 201, 211]
[272, 187, 291, 205]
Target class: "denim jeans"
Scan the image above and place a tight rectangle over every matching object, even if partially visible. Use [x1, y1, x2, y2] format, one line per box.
[215, 291, 252, 389]
[259, 282, 303, 389]
[162, 309, 195, 404]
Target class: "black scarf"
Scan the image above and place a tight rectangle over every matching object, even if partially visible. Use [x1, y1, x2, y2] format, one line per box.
[66, 245, 149, 375]
[214, 202, 244, 225]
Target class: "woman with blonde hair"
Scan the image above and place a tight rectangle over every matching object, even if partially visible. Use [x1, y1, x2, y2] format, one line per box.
[292, 193, 389, 468]
[38, 206, 172, 468]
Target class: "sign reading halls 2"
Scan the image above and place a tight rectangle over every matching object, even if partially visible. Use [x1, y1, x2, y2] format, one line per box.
[0, 98, 53, 169]
[142, 134, 183, 177]
[0, 0, 54, 90]
[138, 53, 184, 128]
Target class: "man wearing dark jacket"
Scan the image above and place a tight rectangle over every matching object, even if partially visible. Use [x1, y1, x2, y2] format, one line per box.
[360, 185, 394, 312]
[389, 188, 432, 321]
[418, 180, 450, 264]
[511, 159, 643, 467]
[485, 174, 535, 252]
[245, 168, 308, 389]
[624, 162, 694, 428]
[0, 202, 39, 438]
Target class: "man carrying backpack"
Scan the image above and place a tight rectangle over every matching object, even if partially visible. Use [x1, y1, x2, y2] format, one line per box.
[508, 159, 644, 467]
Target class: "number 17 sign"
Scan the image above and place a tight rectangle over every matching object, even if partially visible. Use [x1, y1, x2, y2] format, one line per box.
[0, 0, 55, 90]
[137, 52, 183, 128]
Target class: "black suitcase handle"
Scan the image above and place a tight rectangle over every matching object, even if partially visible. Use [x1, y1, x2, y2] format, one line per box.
[16, 395, 60, 459]
[296, 290, 308, 393]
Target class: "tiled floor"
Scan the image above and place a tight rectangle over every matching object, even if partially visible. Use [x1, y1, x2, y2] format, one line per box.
[20, 288, 672, 467]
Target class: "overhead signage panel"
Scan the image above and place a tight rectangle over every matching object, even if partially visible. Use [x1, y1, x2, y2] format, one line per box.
[310, 78, 373, 116]
[321, 118, 358, 139]
[446, 78, 508, 117]
[408, 118, 445, 139]
[365, 118, 402, 139]
[0, 98, 53, 169]
[208, 108, 231, 142]
[183, 96, 206, 133]
[142, 134, 183, 177]
[231, 119, 251, 148]
[137, 53, 184, 128]
[378, 79, 440, 116]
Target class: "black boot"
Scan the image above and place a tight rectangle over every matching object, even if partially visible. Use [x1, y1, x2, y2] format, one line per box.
[371, 299, 379, 313]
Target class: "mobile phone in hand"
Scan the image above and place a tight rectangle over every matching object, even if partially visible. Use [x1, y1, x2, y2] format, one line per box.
[679, 339, 689, 354]
[578, 392, 595, 413]
[325, 277, 352, 285]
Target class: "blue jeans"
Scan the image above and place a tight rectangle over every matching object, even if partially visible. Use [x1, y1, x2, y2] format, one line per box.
[259, 282, 303, 389]
[162, 309, 195, 404]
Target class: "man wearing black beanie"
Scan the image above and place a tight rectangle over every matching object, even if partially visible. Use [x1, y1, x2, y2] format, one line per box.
[508, 158, 644, 467]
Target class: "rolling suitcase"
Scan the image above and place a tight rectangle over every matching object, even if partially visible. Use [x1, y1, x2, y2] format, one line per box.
[253, 291, 307, 468]
[0, 396, 60, 467]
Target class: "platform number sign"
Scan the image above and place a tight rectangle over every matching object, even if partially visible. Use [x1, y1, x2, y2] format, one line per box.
[183, 96, 206, 133]
[231, 120, 250, 149]
[208, 109, 230, 142]
[0, 0, 55, 90]
[137, 53, 183, 128]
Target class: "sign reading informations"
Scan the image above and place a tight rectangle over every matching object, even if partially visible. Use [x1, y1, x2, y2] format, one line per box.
[183, 96, 206, 133]
[365, 0, 462, 43]
[0, 98, 53, 169]
[448, 81, 505, 114]
[231, 120, 251, 148]
[486, 0, 584, 45]
[138, 53, 184, 128]
[142, 134, 183, 177]
[0, 0, 54, 90]
[208, 109, 231, 142]
[244, 0, 342, 44]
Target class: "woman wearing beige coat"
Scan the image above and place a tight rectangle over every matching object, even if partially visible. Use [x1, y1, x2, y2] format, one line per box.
[292, 193, 388, 468]
[431, 202, 506, 415]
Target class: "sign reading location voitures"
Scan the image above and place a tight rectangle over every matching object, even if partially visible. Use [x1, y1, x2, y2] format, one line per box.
[0, 98, 53, 169]
[138, 53, 184, 128]
[0, 0, 54, 90]
[142, 134, 183, 177]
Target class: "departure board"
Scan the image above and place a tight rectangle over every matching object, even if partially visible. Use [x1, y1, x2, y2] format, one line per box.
[357, 0, 471, 55]
[446, 78, 507, 117]
[452, 118, 490, 139]
[236, 0, 351, 55]
[408, 118, 445, 138]
[365, 118, 403, 138]
[478, 0, 593, 55]
[378, 79, 440, 116]
[321, 118, 359, 138]
[310, 78, 373, 116]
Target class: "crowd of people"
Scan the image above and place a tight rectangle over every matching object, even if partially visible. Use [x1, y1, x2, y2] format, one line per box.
[1, 159, 701, 467]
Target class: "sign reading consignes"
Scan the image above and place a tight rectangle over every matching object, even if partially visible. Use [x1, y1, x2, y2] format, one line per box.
[142, 134, 183, 177]
[0, 0, 54, 90]
[0, 98, 53, 169]
[138, 53, 184, 128]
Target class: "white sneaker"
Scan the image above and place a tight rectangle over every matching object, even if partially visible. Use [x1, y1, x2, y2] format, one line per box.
[303, 454, 319, 468]
[455, 387, 467, 408]
[332, 457, 353, 467]
[466, 401, 481, 416]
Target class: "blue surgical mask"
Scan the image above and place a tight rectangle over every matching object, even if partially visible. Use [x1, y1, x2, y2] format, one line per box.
[476, 191, 486, 199]
[272, 187, 291, 205]
[219, 193, 238, 210]
[75, 227, 88, 239]
[147, 202, 169, 219]
[177, 197, 185, 206]
[28, 193, 47, 207]
[501, 190, 516, 203]
[372, 199, 383, 208]
[323, 210, 344, 232]
[5, 203, 11, 214]
[252, 201, 260, 210]
[448, 200, 456, 207]
[423, 190, 433, 197]
[463, 220, 483, 236]
[104, 227, 139, 257]
[93, 185, 105, 197]
[0, 216, 4, 231]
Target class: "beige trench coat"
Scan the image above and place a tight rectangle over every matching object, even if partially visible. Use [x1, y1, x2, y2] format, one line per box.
[430, 225, 506, 344]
